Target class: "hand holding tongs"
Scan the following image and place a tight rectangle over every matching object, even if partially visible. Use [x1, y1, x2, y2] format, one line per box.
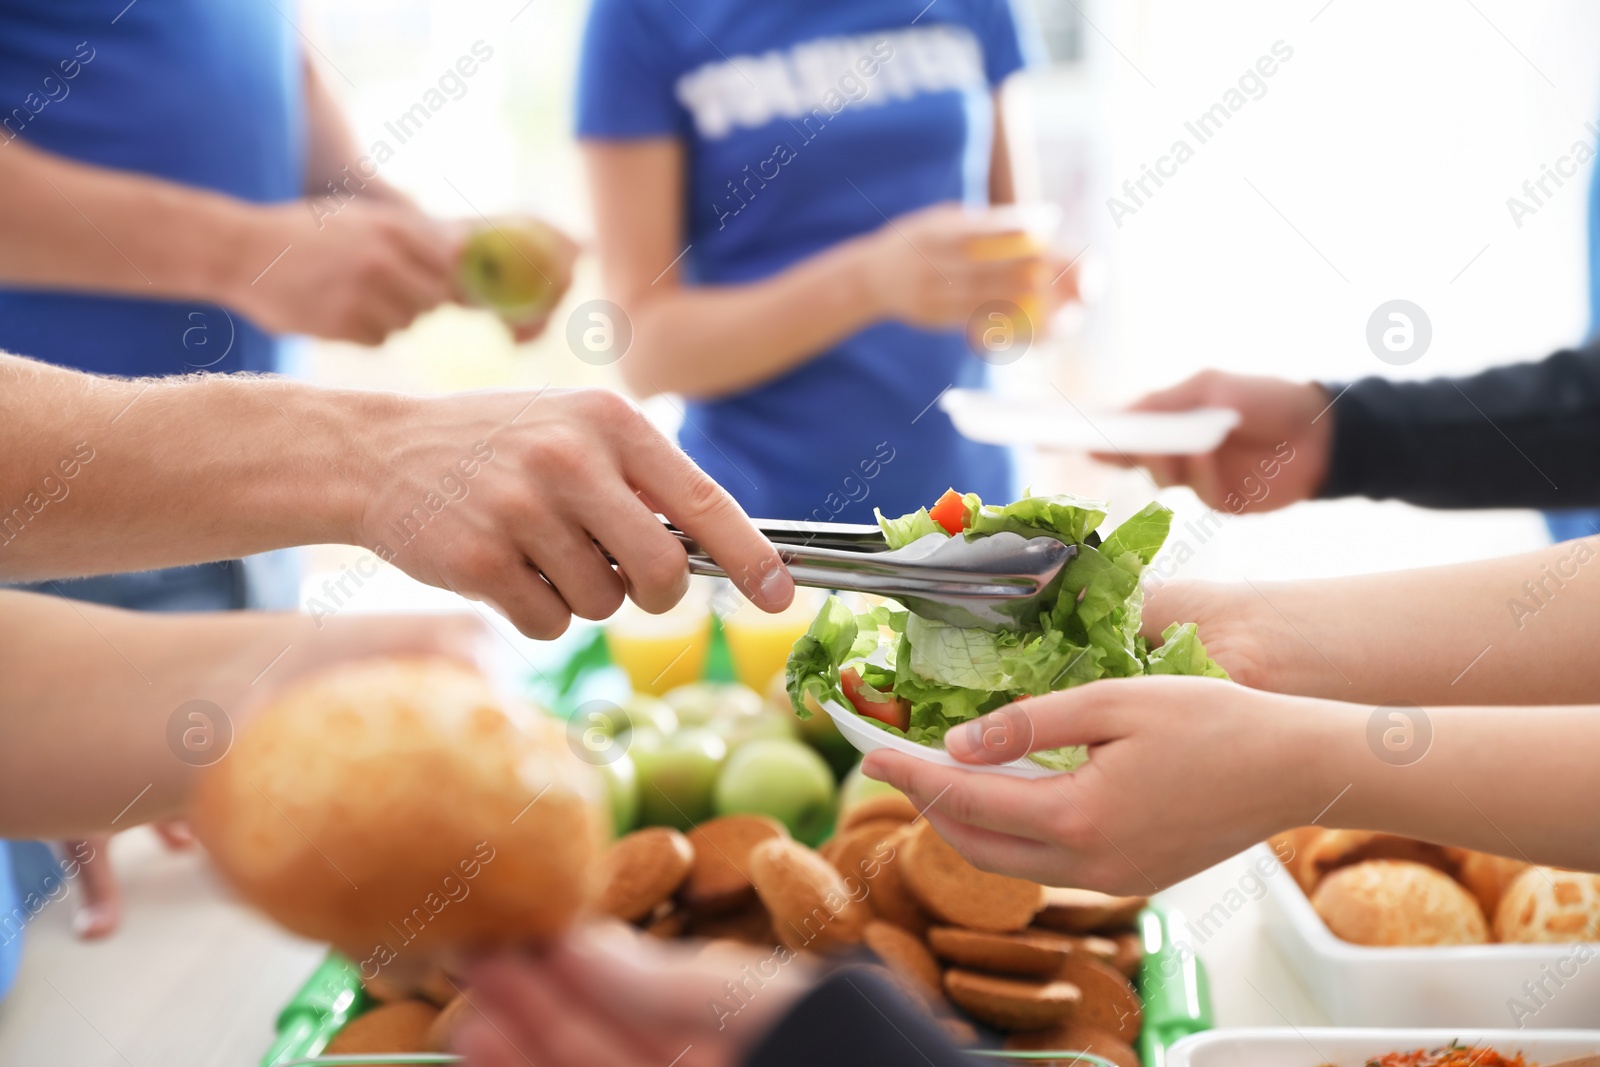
[665, 518, 1077, 632]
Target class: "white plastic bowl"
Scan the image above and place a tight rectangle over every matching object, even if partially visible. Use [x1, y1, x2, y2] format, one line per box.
[1253, 843, 1600, 1028]
[818, 696, 1057, 778]
[1168, 1028, 1600, 1067]
[939, 388, 1240, 455]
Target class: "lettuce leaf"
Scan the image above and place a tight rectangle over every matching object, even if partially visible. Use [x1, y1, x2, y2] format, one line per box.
[967, 492, 1108, 545]
[904, 614, 1016, 691]
[786, 491, 1229, 774]
[874, 507, 947, 550]
[1145, 622, 1230, 679]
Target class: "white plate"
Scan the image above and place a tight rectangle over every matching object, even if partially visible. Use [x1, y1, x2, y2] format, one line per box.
[940, 389, 1240, 455]
[1169, 1028, 1600, 1067]
[818, 696, 1057, 778]
[1254, 842, 1600, 1028]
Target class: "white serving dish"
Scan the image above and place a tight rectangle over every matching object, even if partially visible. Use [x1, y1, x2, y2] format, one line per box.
[818, 696, 1055, 778]
[940, 389, 1240, 455]
[1253, 843, 1600, 1028]
[1168, 1027, 1600, 1067]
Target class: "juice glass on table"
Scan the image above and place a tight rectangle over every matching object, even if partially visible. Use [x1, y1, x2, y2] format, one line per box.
[719, 586, 829, 694]
[963, 203, 1062, 349]
[605, 587, 712, 696]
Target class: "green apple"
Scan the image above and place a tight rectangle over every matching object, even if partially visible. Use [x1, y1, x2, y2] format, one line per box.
[714, 737, 837, 846]
[594, 751, 639, 836]
[633, 726, 727, 830]
[838, 762, 906, 817]
[661, 682, 763, 726]
[711, 706, 798, 751]
[765, 672, 858, 777]
[615, 693, 678, 738]
[457, 219, 570, 324]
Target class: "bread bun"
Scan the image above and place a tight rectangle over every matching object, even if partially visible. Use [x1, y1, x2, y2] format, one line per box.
[1302, 831, 1459, 886]
[901, 821, 1043, 933]
[191, 658, 605, 964]
[748, 836, 867, 952]
[325, 1000, 438, 1057]
[1494, 866, 1600, 943]
[1311, 860, 1488, 946]
[1452, 851, 1531, 922]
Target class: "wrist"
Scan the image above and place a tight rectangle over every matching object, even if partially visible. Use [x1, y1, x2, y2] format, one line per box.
[249, 377, 397, 552]
[207, 201, 295, 311]
[836, 228, 895, 323]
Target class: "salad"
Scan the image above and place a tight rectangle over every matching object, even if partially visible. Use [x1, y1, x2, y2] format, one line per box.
[785, 489, 1227, 771]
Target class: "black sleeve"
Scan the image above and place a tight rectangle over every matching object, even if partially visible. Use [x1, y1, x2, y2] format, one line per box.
[1318, 339, 1600, 509]
[742, 966, 973, 1067]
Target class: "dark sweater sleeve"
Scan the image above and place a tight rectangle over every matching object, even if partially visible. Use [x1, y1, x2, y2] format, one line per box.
[1319, 339, 1600, 509]
[742, 967, 973, 1067]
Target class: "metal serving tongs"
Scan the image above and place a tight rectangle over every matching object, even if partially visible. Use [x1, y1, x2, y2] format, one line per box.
[662, 518, 1078, 633]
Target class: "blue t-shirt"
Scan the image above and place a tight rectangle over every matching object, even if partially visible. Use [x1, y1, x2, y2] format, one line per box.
[577, 0, 1029, 522]
[0, 0, 306, 377]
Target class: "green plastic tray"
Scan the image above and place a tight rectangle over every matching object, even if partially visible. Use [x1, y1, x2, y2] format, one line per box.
[261, 905, 1210, 1066]
[260, 624, 1212, 1066]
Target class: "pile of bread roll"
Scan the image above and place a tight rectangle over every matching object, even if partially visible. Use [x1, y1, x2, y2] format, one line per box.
[596, 791, 1151, 1067]
[1273, 829, 1600, 946]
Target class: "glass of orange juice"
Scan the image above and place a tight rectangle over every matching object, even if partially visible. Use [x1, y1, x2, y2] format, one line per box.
[964, 203, 1062, 342]
[605, 583, 712, 696]
[718, 586, 828, 694]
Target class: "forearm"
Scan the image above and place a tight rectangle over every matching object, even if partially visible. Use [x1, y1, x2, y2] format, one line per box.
[1235, 537, 1600, 705]
[1295, 696, 1600, 873]
[0, 353, 371, 579]
[619, 238, 881, 399]
[0, 139, 256, 301]
[0, 593, 315, 837]
[1320, 341, 1600, 509]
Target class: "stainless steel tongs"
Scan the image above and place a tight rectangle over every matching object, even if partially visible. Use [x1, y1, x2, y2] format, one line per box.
[666, 518, 1078, 632]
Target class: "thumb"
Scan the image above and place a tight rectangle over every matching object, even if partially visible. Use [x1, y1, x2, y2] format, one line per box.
[944, 686, 1127, 765]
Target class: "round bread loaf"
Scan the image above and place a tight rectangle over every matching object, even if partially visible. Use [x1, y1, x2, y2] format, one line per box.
[190, 658, 605, 963]
[1311, 860, 1488, 946]
[1494, 866, 1600, 943]
[596, 827, 695, 922]
[902, 821, 1043, 933]
[944, 969, 1081, 1030]
[325, 1000, 438, 1058]
[1453, 850, 1531, 923]
[1006, 1022, 1141, 1067]
[748, 837, 867, 952]
[681, 815, 787, 915]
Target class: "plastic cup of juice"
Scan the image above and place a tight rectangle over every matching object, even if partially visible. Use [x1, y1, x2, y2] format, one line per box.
[719, 586, 828, 694]
[964, 203, 1062, 336]
[605, 589, 712, 697]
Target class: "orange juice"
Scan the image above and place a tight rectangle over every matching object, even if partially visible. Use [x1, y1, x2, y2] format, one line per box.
[720, 588, 828, 694]
[605, 596, 711, 696]
[965, 204, 1060, 337]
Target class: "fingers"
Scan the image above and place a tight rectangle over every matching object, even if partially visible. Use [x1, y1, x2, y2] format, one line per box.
[153, 820, 193, 850]
[579, 486, 690, 614]
[920, 809, 1071, 885]
[943, 687, 1127, 764]
[859, 751, 1058, 841]
[69, 835, 121, 939]
[457, 558, 573, 641]
[518, 521, 627, 622]
[467, 954, 658, 1067]
[620, 425, 792, 613]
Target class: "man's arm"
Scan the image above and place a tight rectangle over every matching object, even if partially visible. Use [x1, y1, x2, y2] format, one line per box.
[0, 353, 793, 637]
[1321, 341, 1600, 510]
[0, 591, 487, 838]
[0, 137, 455, 344]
